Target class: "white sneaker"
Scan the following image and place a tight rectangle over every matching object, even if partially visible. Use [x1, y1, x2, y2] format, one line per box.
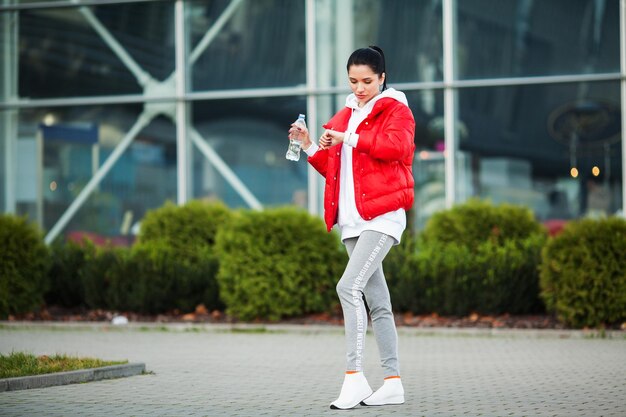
[330, 372, 373, 410]
[361, 377, 405, 406]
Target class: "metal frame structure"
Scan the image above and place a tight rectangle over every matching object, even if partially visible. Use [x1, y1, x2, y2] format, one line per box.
[1, 0, 625, 243]
[34, 0, 260, 243]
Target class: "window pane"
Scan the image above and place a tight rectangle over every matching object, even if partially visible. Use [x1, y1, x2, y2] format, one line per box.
[188, 0, 306, 92]
[457, 0, 621, 79]
[12, 103, 177, 241]
[191, 96, 308, 208]
[354, 0, 443, 83]
[458, 81, 622, 220]
[17, 2, 175, 99]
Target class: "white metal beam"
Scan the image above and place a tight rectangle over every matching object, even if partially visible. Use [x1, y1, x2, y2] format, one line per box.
[175, 0, 189, 205]
[314, 0, 335, 217]
[334, 0, 353, 110]
[443, 0, 458, 208]
[5, 72, 626, 111]
[2, 8, 18, 213]
[189, 127, 262, 210]
[189, 0, 244, 65]
[305, 0, 318, 215]
[71, 0, 151, 87]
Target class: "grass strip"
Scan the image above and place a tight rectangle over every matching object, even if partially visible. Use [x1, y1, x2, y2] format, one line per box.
[0, 352, 127, 379]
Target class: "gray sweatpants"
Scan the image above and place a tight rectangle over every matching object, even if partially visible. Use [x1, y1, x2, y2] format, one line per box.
[337, 230, 400, 378]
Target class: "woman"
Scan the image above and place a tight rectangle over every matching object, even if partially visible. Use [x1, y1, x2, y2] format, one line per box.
[289, 45, 415, 409]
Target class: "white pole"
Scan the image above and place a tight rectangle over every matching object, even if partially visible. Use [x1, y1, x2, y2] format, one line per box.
[2, 7, 17, 213]
[334, 0, 353, 110]
[175, 0, 189, 205]
[305, 0, 318, 215]
[443, 0, 458, 208]
[36, 131, 43, 229]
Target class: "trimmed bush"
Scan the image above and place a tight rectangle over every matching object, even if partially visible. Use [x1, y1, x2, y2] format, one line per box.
[387, 199, 546, 316]
[81, 245, 129, 310]
[540, 217, 626, 328]
[46, 239, 96, 308]
[78, 240, 221, 315]
[385, 232, 424, 313]
[132, 199, 231, 312]
[138, 200, 232, 249]
[0, 215, 50, 318]
[45, 200, 230, 315]
[388, 236, 545, 316]
[214, 207, 347, 321]
[111, 241, 221, 314]
[422, 198, 544, 246]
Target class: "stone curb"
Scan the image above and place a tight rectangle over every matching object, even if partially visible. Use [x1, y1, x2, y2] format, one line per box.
[1, 320, 624, 339]
[0, 363, 146, 392]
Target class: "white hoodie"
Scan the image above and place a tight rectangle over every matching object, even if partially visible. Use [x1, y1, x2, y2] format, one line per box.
[306, 88, 408, 244]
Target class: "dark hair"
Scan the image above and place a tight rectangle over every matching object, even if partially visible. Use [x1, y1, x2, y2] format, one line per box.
[346, 45, 387, 91]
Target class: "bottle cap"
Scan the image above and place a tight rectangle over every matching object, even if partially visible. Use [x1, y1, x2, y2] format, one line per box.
[298, 114, 306, 119]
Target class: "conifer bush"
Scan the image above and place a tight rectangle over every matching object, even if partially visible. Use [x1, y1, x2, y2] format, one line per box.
[540, 217, 626, 328]
[0, 215, 50, 318]
[138, 200, 232, 249]
[115, 241, 220, 314]
[126, 199, 232, 313]
[387, 199, 546, 315]
[80, 245, 128, 310]
[46, 239, 96, 308]
[214, 207, 347, 321]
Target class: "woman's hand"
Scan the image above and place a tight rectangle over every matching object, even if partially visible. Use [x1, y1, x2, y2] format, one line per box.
[319, 129, 345, 150]
[288, 123, 312, 150]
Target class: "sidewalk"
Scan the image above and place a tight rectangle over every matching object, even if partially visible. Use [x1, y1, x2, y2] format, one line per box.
[1, 323, 625, 417]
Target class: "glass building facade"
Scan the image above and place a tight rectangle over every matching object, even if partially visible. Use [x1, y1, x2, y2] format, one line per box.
[1, 0, 624, 243]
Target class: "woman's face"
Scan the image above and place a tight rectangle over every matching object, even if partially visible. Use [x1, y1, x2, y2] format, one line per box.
[348, 64, 384, 107]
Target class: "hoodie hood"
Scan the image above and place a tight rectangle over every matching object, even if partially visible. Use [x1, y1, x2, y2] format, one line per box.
[345, 87, 408, 110]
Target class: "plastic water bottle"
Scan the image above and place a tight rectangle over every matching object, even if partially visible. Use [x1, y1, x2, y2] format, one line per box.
[286, 114, 306, 161]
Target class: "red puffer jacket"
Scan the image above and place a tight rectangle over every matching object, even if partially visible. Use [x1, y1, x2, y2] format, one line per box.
[308, 97, 415, 232]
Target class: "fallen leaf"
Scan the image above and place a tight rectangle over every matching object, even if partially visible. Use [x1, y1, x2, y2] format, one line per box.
[195, 304, 209, 315]
[182, 313, 196, 321]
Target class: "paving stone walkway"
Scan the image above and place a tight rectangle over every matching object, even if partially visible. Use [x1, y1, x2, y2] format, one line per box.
[0, 323, 624, 416]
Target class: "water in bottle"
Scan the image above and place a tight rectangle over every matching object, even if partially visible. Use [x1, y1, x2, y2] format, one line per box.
[286, 114, 306, 161]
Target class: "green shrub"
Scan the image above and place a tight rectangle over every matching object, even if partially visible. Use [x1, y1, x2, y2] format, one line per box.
[49, 200, 230, 315]
[422, 198, 544, 246]
[78, 240, 221, 315]
[386, 200, 546, 316]
[385, 232, 424, 313]
[134, 199, 231, 312]
[46, 239, 96, 308]
[0, 215, 50, 318]
[388, 235, 545, 316]
[214, 207, 347, 321]
[115, 241, 221, 314]
[138, 200, 232, 249]
[81, 245, 129, 310]
[540, 217, 626, 328]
